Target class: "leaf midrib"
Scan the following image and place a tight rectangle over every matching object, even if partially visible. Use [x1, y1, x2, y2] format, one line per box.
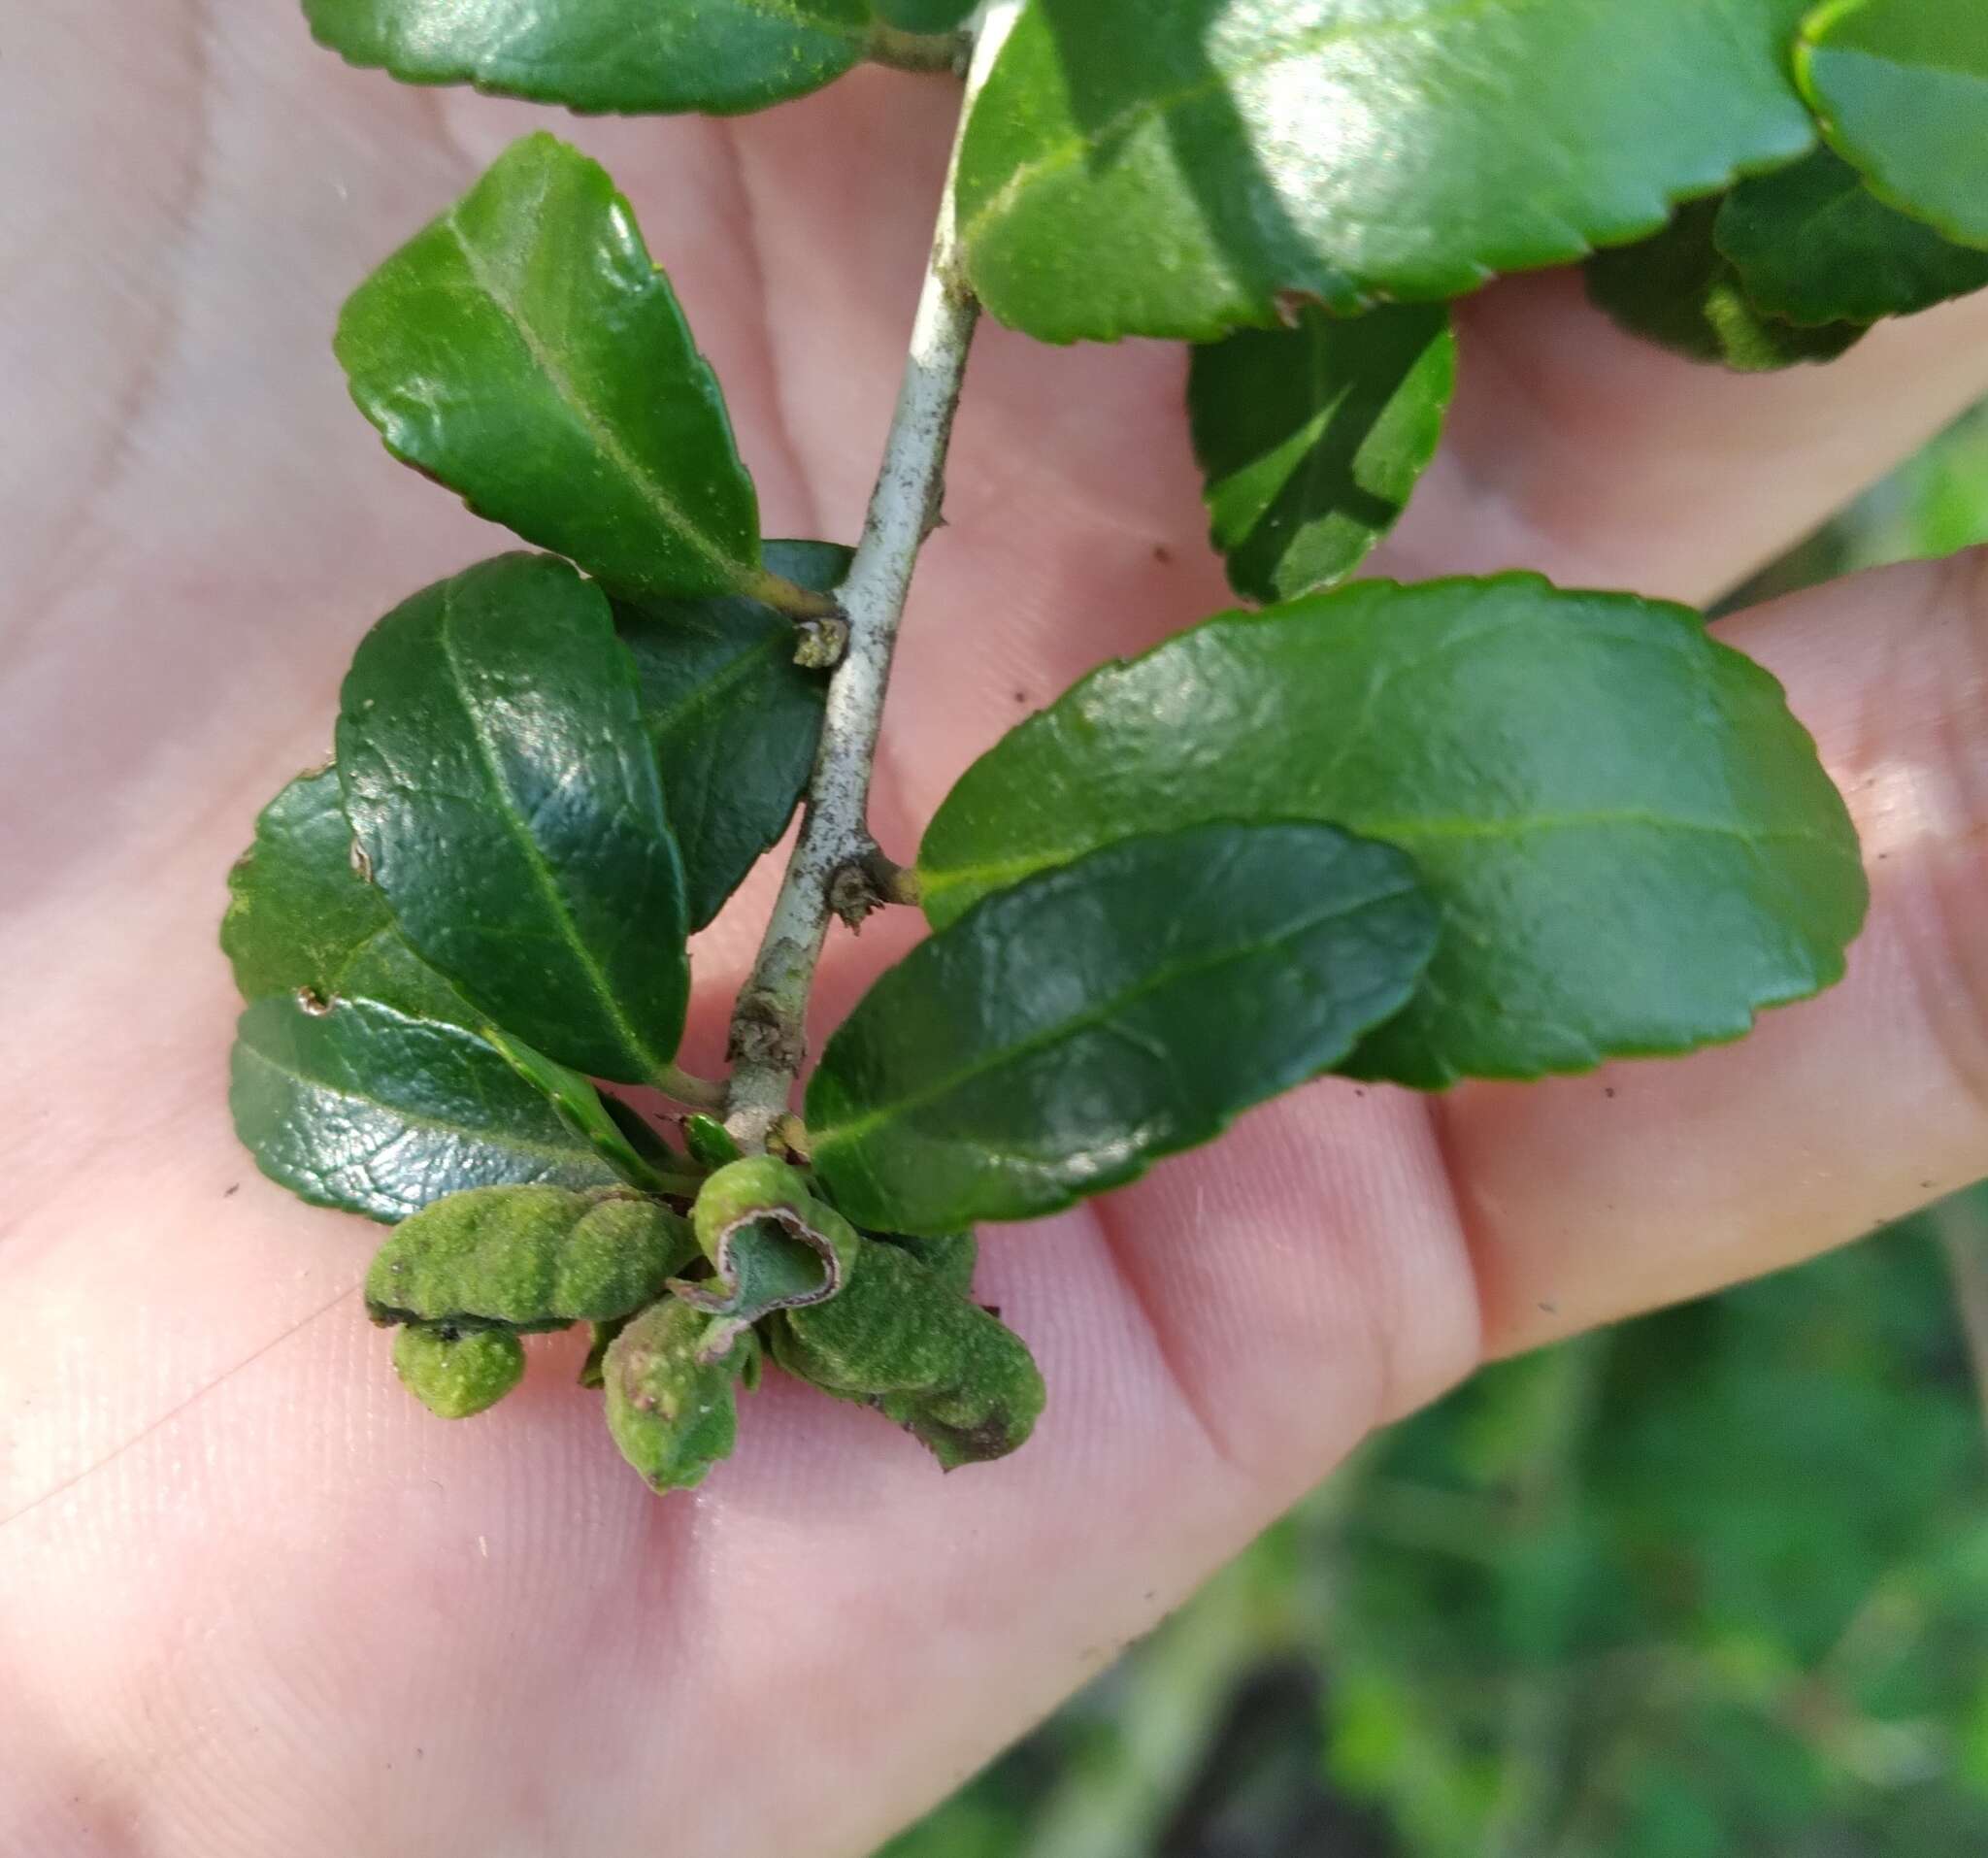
[440, 208, 747, 589]
[813, 873, 1422, 1156]
[923, 808, 1855, 914]
[436, 581, 670, 1080]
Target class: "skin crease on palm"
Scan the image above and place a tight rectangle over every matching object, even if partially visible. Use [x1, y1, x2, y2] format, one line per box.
[9, 7, 1988, 1856]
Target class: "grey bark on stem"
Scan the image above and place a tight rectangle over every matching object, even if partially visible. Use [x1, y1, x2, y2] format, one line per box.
[723, 2, 1023, 1153]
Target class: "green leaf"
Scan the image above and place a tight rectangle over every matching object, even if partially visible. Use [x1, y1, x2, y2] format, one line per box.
[336, 133, 769, 604]
[1189, 303, 1454, 602]
[481, 1028, 698, 1197]
[1714, 146, 1988, 324]
[916, 576, 1869, 1088]
[337, 554, 691, 1086]
[392, 1323, 526, 1420]
[808, 822, 1439, 1232]
[1586, 198, 1870, 371]
[1798, 0, 1988, 249]
[873, 0, 975, 31]
[230, 993, 624, 1223]
[615, 540, 847, 928]
[673, 1155, 858, 1340]
[221, 766, 390, 1003]
[870, 1227, 977, 1299]
[954, 0, 1817, 343]
[775, 1239, 1044, 1470]
[365, 1184, 696, 1327]
[682, 1113, 745, 1172]
[307, 0, 875, 118]
[602, 1299, 751, 1493]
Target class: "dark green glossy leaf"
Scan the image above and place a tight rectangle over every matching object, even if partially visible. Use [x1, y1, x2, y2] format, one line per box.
[955, 0, 1816, 342]
[365, 1184, 696, 1327]
[337, 554, 690, 1086]
[1586, 198, 1869, 371]
[1714, 146, 1988, 324]
[1799, 0, 1988, 249]
[603, 1299, 751, 1493]
[482, 1028, 697, 1196]
[917, 576, 1869, 1088]
[307, 0, 872, 119]
[1189, 303, 1453, 602]
[393, 1323, 526, 1419]
[682, 1113, 744, 1172]
[615, 540, 847, 928]
[230, 993, 623, 1223]
[221, 766, 388, 1003]
[336, 134, 768, 603]
[809, 822, 1439, 1233]
[775, 1239, 1043, 1469]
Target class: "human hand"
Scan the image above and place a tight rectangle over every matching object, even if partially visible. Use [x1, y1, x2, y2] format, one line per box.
[8, 8, 1988, 1853]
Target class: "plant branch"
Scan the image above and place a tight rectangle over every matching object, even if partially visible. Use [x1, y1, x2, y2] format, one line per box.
[723, 1, 1018, 1152]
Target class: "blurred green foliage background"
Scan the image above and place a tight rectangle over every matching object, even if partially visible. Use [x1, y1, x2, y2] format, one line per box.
[880, 407, 1988, 1858]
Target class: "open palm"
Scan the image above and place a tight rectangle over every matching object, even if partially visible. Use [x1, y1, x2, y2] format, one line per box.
[10, 8, 1988, 1854]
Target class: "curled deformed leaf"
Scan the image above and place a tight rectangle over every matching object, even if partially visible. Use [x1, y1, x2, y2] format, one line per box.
[871, 1227, 978, 1300]
[392, 1322, 527, 1420]
[365, 1184, 696, 1329]
[675, 1157, 859, 1344]
[603, 1298, 754, 1493]
[776, 1238, 1043, 1470]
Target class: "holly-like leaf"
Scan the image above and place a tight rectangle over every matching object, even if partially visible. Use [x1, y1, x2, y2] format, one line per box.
[337, 554, 691, 1086]
[1189, 303, 1453, 602]
[230, 993, 624, 1223]
[1586, 198, 1869, 371]
[336, 134, 777, 605]
[1799, 0, 1988, 249]
[615, 540, 848, 928]
[774, 1239, 1043, 1470]
[954, 0, 1817, 343]
[365, 1184, 697, 1328]
[917, 576, 1869, 1089]
[307, 0, 876, 119]
[808, 822, 1438, 1233]
[1714, 146, 1988, 324]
